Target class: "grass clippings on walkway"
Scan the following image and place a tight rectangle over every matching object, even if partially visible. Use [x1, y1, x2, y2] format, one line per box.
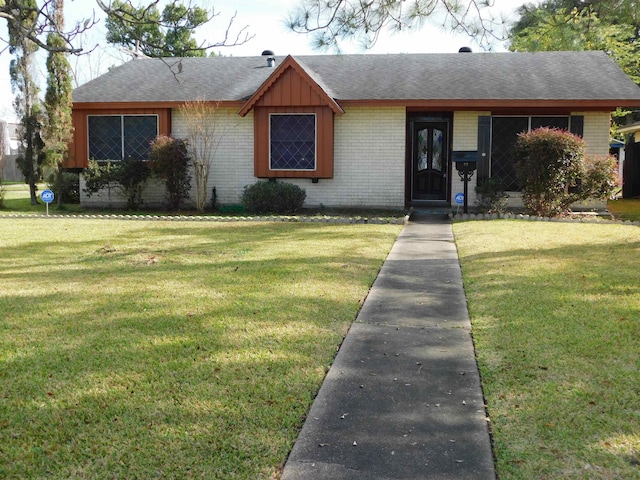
[454, 220, 640, 480]
[0, 218, 401, 479]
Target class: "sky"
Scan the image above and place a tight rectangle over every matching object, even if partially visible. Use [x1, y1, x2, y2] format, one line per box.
[0, 0, 527, 122]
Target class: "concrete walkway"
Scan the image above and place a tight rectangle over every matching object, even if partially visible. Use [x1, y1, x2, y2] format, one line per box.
[281, 215, 496, 480]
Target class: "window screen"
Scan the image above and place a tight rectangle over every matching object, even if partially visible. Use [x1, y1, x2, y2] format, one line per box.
[491, 116, 570, 191]
[270, 114, 316, 170]
[88, 115, 158, 161]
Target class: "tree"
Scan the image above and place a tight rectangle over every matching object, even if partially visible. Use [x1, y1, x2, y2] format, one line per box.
[179, 100, 225, 212]
[8, 0, 44, 205]
[286, 0, 508, 51]
[44, 0, 74, 206]
[1, 1, 251, 57]
[0, 121, 6, 207]
[105, 0, 208, 57]
[509, 1, 640, 86]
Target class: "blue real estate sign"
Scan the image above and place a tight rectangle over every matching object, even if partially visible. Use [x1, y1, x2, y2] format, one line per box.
[40, 189, 55, 203]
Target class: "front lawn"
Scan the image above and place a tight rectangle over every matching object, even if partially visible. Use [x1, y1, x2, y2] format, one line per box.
[607, 198, 640, 221]
[454, 221, 640, 479]
[0, 219, 401, 479]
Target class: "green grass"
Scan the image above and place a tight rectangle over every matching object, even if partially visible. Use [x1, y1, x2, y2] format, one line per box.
[454, 221, 640, 479]
[0, 183, 85, 214]
[0, 182, 407, 219]
[0, 219, 402, 479]
[608, 198, 640, 221]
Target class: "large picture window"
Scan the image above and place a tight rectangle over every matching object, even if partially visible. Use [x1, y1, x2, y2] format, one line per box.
[269, 114, 316, 171]
[88, 115, 158, 161]
[491, 116, 570, 190]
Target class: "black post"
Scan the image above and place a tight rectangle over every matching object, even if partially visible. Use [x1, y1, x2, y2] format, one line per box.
[457, 166, 475, 214]
[463, 173, 469, 214]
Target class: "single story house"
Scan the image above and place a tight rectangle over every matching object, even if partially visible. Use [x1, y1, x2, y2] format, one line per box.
[67, 50, 640, 209]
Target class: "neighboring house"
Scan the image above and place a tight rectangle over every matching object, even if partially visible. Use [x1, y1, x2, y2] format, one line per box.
[1, 121, 23, 182]
[67, 50, 640, 209]
[618, 121, 640, 198]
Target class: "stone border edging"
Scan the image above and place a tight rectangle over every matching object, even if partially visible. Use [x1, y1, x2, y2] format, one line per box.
[450, 212, 640, 226]
[0, 213, 410, 225]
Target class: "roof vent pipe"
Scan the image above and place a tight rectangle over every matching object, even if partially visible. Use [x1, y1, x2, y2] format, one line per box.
[458, 46, 472, 53]
[262, 49, 276, 67]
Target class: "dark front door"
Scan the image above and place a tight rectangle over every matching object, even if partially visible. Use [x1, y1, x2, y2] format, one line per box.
[411, 121, 448, 201]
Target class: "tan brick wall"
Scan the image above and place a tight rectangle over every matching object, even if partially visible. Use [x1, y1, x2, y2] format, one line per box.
[451, 111, 490, 207]
[279, 106, 407, 208]
[172, 107, 255, 207]
[79, 108, 613, 211]
[573, 111, 611, 155]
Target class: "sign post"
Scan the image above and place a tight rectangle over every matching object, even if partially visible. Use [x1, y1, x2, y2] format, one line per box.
[454, 192, 464, 214]
[40, 189, 54, 216]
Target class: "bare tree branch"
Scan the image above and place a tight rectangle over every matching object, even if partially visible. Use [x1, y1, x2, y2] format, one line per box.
[1, 1, 97, 54]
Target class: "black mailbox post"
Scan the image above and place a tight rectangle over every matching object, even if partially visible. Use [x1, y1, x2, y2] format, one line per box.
[453, 151, 478, 214]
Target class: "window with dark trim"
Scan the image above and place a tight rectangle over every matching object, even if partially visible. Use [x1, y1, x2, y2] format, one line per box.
[491, 116, 570, 190]
[88, 115, 158, 161]
[269, 114, 316, 171]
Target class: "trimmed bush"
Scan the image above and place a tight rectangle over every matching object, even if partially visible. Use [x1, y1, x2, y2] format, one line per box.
[241, 181, 306, 214]
[582, 155, 618, 200]
[84, 158, 150, 210]
[149, 135, 191, 210]
[515, 128, 586, 217]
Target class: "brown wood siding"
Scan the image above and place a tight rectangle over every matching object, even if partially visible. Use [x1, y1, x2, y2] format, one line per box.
[254, 68, 328, 108]
[254, 106, 334, 178]
[65, 108, 171, 169]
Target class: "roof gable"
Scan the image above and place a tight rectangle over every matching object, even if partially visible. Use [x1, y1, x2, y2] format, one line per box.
[238, 55, 344, 117]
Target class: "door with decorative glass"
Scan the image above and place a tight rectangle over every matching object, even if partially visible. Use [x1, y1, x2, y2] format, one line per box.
[411, 121, 449, 201]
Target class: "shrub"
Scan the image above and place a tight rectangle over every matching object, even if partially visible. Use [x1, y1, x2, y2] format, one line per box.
[515, 128, 586, 217]
[47, 171, 80, 204]
[84, 158, 150, 210]
[241, 181, 306, 214]
[475, 178, 508, 214]
[149, 135, 191, 210]
[582, 155, 618, 200]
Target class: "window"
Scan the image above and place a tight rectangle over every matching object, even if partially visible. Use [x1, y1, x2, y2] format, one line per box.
[269, 114, 316, 171]
[491, 116, 570, 190]
[88, 115, 158, 161]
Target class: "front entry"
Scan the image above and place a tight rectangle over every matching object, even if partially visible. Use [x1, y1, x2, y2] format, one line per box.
[410, 120, 449, 201]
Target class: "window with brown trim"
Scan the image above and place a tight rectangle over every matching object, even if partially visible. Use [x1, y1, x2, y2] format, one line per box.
[254, 106, 334, 179]
[270, 114, 316, 171]
[88, 114, 158, 161]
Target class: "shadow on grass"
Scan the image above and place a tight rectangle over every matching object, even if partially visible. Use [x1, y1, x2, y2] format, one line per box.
[0, 220, 400, 478]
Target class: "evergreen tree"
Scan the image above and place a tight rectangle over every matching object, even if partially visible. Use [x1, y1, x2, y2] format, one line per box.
[44, 0, 74, 205]
[7, 0, 44, 205]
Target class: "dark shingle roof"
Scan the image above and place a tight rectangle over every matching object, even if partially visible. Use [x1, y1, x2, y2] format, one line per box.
[72, 51, 640, 104]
